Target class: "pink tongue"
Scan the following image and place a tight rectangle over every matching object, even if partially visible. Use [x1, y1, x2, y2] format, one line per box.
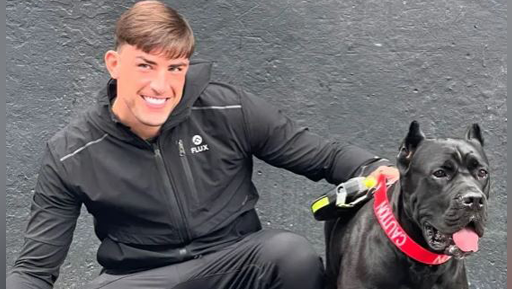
[453, 228, 479, 252]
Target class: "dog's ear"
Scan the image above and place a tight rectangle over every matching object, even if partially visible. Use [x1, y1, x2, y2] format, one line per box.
[397, 121, 425, 170]
[465, 123, 484, 146]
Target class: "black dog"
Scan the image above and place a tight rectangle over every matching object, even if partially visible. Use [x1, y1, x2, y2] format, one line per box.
[324, 121, 490, 289]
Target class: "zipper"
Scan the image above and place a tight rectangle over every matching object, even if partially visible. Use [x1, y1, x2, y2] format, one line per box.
[178, 140, 186, 157]
[117, 125, 192, 254]
[153, 142, 191, 243]
[178, 140, 199, 204]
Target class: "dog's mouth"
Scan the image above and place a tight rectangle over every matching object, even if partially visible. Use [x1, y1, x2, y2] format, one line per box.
[423, 223, 452, 252]
[423, 221, 484, 259]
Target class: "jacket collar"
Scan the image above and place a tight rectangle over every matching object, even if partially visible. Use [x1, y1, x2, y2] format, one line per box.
[94, 59, 212, 141]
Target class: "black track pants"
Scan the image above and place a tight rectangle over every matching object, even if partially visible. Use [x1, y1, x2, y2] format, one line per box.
[85, 229, 325, 289]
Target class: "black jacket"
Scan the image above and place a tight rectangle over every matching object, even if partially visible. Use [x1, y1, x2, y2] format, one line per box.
[7, 60, 388, 288]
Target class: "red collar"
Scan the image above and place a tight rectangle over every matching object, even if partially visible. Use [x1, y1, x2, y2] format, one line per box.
[373, 175, 452, 265]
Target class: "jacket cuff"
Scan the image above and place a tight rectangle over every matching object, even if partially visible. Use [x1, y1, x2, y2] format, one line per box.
[331, 145, 394, 184]
[351, 157, 395, 178]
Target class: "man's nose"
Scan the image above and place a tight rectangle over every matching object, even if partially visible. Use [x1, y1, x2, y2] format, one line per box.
[150, 71, 169, 95]
[459, 192, 485, 210]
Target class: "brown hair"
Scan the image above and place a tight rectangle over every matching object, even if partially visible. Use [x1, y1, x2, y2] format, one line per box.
[115, 1, 194, 59]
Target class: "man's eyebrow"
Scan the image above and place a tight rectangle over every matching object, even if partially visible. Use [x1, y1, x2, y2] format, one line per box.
[136, 56, 188, 68]
[168, 62, 189, 68]
[136, 56, 157, 65]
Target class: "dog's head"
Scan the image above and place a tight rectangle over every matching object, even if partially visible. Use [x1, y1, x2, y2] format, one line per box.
[396, 121, 490, 258]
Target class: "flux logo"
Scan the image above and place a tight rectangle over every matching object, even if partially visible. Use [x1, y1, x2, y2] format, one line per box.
[191, 135, 209, 154]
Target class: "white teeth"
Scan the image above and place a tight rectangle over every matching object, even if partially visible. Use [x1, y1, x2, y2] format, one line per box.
[143, 95, 166, 105]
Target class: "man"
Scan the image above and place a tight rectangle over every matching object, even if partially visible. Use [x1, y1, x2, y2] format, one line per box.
[7, 1, 398, 288]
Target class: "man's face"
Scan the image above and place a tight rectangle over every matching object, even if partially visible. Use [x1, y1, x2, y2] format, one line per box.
[105, 44, 190, 138]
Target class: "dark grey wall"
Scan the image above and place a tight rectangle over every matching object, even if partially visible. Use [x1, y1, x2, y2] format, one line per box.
[7, 0, 507, 288]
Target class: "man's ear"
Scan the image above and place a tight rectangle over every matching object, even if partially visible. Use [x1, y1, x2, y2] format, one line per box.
[465, 123, 484, 146]
[104, 50, 120, 79]
[397, 121, 425, 171]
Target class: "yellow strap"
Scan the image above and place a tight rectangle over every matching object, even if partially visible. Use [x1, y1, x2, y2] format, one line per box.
[311, 196, 330, 213]
[364, 176, 378, 189]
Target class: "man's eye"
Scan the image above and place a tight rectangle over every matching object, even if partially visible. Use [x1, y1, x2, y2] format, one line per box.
[138, 63, 151, 69]
[433, 169, 447, 178]
[169, 67, 182, 72]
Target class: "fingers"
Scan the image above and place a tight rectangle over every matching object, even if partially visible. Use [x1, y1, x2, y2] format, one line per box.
[370, 166, 400, 184]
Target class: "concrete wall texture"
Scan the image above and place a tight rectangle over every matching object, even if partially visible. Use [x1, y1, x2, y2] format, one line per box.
[6, 0, 507, 288]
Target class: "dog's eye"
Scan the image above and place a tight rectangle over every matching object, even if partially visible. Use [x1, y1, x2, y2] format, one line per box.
[477, 169, 488, 179]
[433, 169, 447, 178]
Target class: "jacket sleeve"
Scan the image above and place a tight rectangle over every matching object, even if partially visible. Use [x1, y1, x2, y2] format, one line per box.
[240, 89, 393, 184]
[7, 144, 82, 289]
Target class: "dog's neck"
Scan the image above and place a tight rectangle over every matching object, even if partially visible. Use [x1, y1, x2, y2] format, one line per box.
[387, 182, 461, 283]
[389, 183, 429, 249]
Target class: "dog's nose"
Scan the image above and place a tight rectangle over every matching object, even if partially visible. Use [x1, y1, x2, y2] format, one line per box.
[460, 192, 484, 210]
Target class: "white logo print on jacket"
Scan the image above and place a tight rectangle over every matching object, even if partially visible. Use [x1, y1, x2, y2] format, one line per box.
[191, 135, 209, 154]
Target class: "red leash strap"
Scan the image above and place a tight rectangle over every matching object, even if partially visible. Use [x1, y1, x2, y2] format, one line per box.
[373, 175, 452, 265]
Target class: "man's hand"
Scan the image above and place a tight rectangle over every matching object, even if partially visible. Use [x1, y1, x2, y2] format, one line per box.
[368, 166, 399, 184]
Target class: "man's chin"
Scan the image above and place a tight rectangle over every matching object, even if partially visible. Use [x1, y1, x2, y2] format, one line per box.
[141, 120, 167, 127]
[136, 113, 171, 128]
[126, 117, 168, 139]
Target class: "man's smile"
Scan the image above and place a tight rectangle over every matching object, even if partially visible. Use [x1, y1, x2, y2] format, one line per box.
[141, 94, 170, 108]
